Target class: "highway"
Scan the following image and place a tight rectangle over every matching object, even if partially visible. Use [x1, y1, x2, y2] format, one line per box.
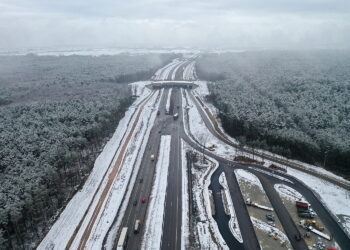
[110, 57, 350, 250]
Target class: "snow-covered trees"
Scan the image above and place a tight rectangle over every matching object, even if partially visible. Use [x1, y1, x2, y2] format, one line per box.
[196, 51, 350, 176]
[0, 53, 175, 249]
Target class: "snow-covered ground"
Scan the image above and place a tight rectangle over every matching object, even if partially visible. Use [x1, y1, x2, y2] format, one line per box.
[235, 169, 264, 193]
[152, 59, 180, 80]
[165, 88, 172, 114]
[193, 81, 350, 188]
[1, 48, 201, 56]
[183, 141, 228, 249]
[38, 82, 160, 250]
[192, 79, 350, 237]
[219, 172, 243, 243]
[141, 135, 172, 250]
[183, 61, 196, 80]
[181, 89, 237, 161]
[287, 167, 350, 236]
[250, 217, 289, 246]
[274, 184, 306, 203]
[250, 167, 293, 184]
[181, 140, 190, 250]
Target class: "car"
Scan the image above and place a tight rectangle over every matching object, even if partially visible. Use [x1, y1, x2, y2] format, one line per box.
[141, 197, 147, 203]
[267, 221, 275, 227]
[139, 178, 143, 183]
[266, 214, 275, 221]
[133, 200, 138, 206]
[207, 146, 215, 151]
[294, 233, 302, 241]
[150, 154, 155, 161]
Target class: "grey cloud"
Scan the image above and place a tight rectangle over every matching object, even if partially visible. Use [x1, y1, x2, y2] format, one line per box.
[0, 0, 349, 50]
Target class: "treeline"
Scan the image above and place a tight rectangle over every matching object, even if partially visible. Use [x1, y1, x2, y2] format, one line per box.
[0, 53, 175, 249]
[196, 51, 350, 177]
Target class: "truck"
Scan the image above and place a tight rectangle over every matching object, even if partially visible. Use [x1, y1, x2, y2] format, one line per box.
[134, 219, 141, 234]
[173, 113, 179, 120]
[296, 201, 309, 208]
[117, 227, 128, 250]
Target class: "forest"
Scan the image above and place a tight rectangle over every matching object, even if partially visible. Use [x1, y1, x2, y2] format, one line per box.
[0, 53, 175, 249]
[196, 50, 350, 178]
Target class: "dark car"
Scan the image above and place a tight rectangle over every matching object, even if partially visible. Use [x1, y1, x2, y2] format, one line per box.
[294, 233, 302, 241]
[266, 214, 275, 221]
[141, 197, 147, 203]
[139, 178, 143, 183]
[133, 200, 138, 206]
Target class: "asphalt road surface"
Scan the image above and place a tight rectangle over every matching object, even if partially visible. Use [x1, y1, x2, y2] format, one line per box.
[112, 58, 350, 250]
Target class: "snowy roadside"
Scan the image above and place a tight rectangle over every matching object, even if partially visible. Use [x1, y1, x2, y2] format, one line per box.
[181, 88, 237, 161]
[38, 84, 155, 250]
[141, 135, 172, 250]
[152, 59, 180, 80]
[103, 89, 164, 249]
[274, 184, 306, 203]
[165, 88, 173, 114]
[181, 140, 190, 250]
[218, 172, 243, 243]
[77, 89, 162, 249]
[183, 141, 228, 250]
[235, 169, 264, 193]
[183, 61, 196, 80]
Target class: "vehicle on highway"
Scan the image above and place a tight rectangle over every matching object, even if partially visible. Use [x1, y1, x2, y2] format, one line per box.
[139, 178, 143, 183]
[117, 227, 128, 250]
[141, 197, 147, 203]
[157, 110, 160, 116]
[294, 233, 302, 241]
[133, 200, 137, 206]
[134, 219, 141, 234]
[150, 154, 155, 161]
[173, 113, 179, 120]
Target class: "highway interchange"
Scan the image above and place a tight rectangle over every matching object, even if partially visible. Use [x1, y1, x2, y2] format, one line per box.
[110, 57, 350, 250]
[43, 57, 349, 250]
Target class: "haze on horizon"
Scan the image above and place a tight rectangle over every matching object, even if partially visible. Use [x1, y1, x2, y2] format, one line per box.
[1, 0, 350, 51]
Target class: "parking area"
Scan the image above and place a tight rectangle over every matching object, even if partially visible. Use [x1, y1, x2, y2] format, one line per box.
[274, 184, 339, 249]
[235, 169, 292, 249]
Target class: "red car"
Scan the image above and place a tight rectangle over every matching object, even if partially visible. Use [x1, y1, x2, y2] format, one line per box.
[141, 197, 147, 203]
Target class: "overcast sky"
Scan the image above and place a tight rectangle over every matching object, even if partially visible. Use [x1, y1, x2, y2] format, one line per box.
[1, 0, 350, 50]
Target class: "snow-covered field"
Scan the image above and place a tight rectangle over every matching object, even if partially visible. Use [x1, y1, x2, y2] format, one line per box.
[39, 82, 160, 250]
[141, 135, 172, 250]
[219, 172, 243, 243]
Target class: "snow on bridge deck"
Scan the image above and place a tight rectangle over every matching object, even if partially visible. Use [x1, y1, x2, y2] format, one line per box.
[149, 80, 198, 89]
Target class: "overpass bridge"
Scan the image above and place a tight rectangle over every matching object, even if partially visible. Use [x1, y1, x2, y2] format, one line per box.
[148, 81, 198, 89]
